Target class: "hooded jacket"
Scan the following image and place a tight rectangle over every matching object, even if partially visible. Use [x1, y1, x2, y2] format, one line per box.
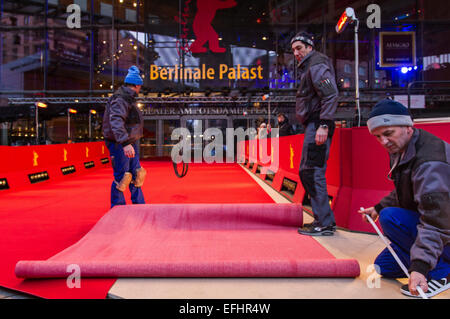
[295, 50, 338, 130]
[374, 128, 450, 277]
[102, 86, 144, 146]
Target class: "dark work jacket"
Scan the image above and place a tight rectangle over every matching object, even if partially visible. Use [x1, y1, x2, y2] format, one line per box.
[102, 86, 143, 146]
[375, 128, 450, 277]
[295, 50, 338, 132]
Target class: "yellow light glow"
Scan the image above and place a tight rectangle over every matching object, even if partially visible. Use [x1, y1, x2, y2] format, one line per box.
[36, 102, 47, 108]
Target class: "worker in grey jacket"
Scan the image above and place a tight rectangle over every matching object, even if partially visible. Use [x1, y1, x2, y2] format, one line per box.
[359, 99, 449, 298]
[292, 32, 339, 236]
[102, 66, 146, 208]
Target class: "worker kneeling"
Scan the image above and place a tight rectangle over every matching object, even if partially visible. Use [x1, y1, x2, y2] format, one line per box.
[359, 99, 450, 298]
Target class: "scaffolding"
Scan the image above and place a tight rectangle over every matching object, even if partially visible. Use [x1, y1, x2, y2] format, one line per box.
[7, 94, 387, 105]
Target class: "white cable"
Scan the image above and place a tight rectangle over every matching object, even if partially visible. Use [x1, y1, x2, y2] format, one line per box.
[361, 207, 428, 299]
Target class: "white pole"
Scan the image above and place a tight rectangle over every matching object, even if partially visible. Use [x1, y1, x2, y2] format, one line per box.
[67, 111, 70, 142]
[361, 208, 428, 299]
[354, 19, 361, 127]
[89, 112, 92, 140]
[35, 104, 39, 144]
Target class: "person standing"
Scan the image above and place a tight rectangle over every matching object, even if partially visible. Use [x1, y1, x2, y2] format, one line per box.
[359, 99, 449, 298]
[102, 66, 146, 208]
[276, 113, 294, 137]
[291, 32, 339, 236]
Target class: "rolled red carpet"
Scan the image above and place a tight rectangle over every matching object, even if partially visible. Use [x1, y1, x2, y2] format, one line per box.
[16, 203, 360, 278]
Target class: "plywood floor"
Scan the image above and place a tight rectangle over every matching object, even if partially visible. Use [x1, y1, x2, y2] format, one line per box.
[106, 165, 449, 299]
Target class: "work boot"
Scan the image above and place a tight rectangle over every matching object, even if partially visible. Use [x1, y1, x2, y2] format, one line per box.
[303, 221, 336, 231]
[115, 172, 132, 192]
[298, 224, 335, 236]
[132, 167, 147, 187]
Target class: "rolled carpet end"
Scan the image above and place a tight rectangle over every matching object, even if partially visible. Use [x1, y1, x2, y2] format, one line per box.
[15, 259, 360, 279]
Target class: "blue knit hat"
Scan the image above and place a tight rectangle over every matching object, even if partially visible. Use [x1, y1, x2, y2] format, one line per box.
[367, 99, 413, 133]
[124, 66, 143, 86]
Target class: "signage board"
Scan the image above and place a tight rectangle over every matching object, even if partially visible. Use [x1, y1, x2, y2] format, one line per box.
[379, 32, 416, 67]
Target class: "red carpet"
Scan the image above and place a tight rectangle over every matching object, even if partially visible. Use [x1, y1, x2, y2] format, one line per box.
[142, 162, 275, 204]
[0, 168, 116, 299]
[15, 204, 360, 278]
[0, 162, 275, 298]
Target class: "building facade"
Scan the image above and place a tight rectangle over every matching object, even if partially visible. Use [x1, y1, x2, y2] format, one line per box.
[1, 0, 449, 154]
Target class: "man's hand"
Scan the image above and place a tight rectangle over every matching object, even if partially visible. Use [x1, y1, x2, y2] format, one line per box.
[409, 271, 428, 296]
[358, 207, 379, 223]
[315, 127, 328, 145]
[123, 144, 135, 158]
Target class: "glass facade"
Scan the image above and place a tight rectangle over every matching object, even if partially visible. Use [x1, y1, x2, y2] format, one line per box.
[1, 0, 450, 149]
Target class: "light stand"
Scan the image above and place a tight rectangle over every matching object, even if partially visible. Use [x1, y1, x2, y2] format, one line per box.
[67, 108, 77, 142]
[336, 7, 361, 127]
[35, 102, 47, 144]
[89, 109, 96, 140]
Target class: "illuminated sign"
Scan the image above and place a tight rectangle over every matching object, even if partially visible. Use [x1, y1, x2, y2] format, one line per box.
[84, 161, 95, 169]
[0, 178, 9, 190]
[29, 171, 49, 184]
[150, 64, 263, 81]
[61, 165, 76, 175]
[143, 106, 279, 116]
[379, 32, 416, 67]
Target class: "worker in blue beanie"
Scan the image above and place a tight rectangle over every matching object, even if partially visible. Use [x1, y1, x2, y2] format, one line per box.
[102, 66, 146, 207]
[359, 99, 450, 298]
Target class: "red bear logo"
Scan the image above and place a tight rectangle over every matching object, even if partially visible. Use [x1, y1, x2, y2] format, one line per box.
[190, 0, 237, 53]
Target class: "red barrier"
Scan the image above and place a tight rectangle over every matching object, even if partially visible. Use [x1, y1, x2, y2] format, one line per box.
[0, 142, 110, 192]
[239, 122, 450, 233]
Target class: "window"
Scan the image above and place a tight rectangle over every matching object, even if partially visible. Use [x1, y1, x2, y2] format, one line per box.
[359, 66, 366, 76]
[343, 78, 351, 89]
[344, 64, 351, 74]
[100, 3, 113, 17]
[126, 9, 137, 22]
[359, 80, 366, 89]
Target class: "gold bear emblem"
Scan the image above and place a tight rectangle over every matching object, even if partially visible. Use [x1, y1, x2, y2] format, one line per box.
[33, 151, 39, 167]
[289, 144, 294, 169]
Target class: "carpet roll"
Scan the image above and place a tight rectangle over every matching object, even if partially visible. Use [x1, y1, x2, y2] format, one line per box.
[16, 259, 360, 278]
[15, 204, 360, 279]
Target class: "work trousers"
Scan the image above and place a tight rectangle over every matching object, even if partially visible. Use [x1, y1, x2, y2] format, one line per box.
[299, 122, 335, 227]
[374, 207, 450, 280]
[106, 141, 145, 208]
